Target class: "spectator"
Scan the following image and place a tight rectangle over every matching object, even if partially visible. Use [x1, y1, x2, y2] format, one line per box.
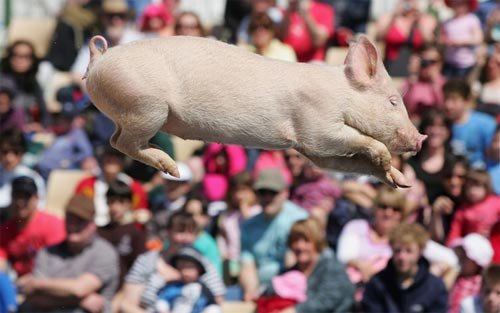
[0, 40, 50, 130]
[0, 129, 46, 211]
[0, 272, 17, 313]
[138, 3, 174, 37]
[446, 169, 500, 245]
[240, 168, 308, 301]
[402, 44, 447, 124]
[0, 77, 25, 134]
[362, 223, 448, 313]
[120, 211, 225, 312]
[376, 0, 438, 77]
[485, 3, 500, 46]
[253, 150, 292, 186]
[236, 0, 283, 45]
[155, 247, 220, 313]
[441, 0, 483, 79]
[407, 108, 454, 204]
[18, 194, 119, 313]
[244, 12, 297, 62]
[284, 148, 308, 191]
[97, 180, 146, 287]
[0, 176, 65, 276]
[75, 146, 149, 227]
[174, 11, 206, 36]
[459, 264, 500, 313]
[449, 233, 494, 313]
[443, 79, 497, 167]
[281, 0, 335, 63]
[486, 127, 500, 195]
[478, 52, 500, 117]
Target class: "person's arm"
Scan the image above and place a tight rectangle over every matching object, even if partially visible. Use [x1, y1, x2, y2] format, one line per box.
[19, 273, 102, 298]
[361, 278, 386, 313]
[430, 196, 455, 243]
[239, 260, 259, 302]
[119, 283, 147, 313]
[299, 0, 332, 48]
[446, 209, 464, 246]
[428, 279, 448, 313]
[375, 14, 393, 42]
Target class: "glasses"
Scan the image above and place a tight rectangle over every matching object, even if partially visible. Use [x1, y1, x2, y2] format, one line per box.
[421, 59, 439, 68]
[11, 52, 33, 60]
[105, 13, 127, 20]
[378, 206, 403, 212]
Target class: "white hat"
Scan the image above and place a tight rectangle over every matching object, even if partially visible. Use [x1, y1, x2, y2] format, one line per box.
[160, 162, 193, 182]
[452, 233, 494, 268]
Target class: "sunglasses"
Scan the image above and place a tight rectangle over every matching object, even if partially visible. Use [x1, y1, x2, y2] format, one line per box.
[105, 13, 127, 20]
[421, 59, 439, 67]
[378, 206, 403, 212]
[256, 189, 279, 197]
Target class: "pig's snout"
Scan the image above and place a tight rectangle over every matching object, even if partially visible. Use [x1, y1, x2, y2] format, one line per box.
[415, 134, 427, 153]
[393, 129, 427, 155]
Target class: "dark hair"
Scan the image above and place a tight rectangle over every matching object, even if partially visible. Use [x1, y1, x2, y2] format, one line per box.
[184, 191, 209, 216]
[1, 40, 40, 91]
[0, 129, 27, 155]
[417, 108, 453, 156]
[106, 179, 132, 201]
[166, 211, 197, 233]
[249, 12, 276, 33]
[443, 79, 471, 100]
[11, 176, 38, 196]
[97, 146, 126, 164]
[419, 43, 444, 60]
[442, 154, 469, 178]
[174, 11, 205, 36]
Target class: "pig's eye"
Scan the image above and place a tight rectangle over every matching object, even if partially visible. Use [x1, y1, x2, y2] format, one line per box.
[389, 97, 398, 106]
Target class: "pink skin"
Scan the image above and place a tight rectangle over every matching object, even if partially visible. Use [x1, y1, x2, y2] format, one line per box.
[444, 164, 467, 198]
[290, 236, 319, 270]
[175, 259, 201, 283]
[482, 282, 500, 313]
[464, 182, 487, 204]
[391, 242, 421, 277]
[10, 43, 34, 74]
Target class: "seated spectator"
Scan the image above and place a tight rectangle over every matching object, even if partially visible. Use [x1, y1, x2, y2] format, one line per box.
[478, 52, 500, 117]
[253, 150, 292, 186]
[174, 11, 206, 37]
[138, 3, 174, 37]
[0, 176, 65, 276]
[0, 129, 46, 211]
[120, 211, 225, 312]
[240, 168, 308, 301]
[402, 44, 447, 124]
[75, 146, 149, 227]
[272, 218, 354, 312]
[37, 104, 94, 180]
[97, 180, 146, 287]
[155, 247, 220, 313]
[362, 223, 448, 313]
[459, 264, 500, 313]
[0, 77, 25, 134]
[440, 0, 483, 78]
[443, 79, 497, 168]
[284, 148, 308, 191]
[449, 233, 494, 313]
[486, 127, 500, 195]
[281, 0, 334, 63]
[376, 0, 438, 77]
[236, 0, 282, 45]
[243, 12, 297, 62]
[447, 169, 500, 245]
[18, 194, 119, 313]
[0, 272, 17, 313]
[0, 40, 50, 130]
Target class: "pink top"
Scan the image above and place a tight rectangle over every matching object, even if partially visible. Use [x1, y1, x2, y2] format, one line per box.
[402, 76, 446, 117]
[449, 275, 482, 313]
[442, 13, 481, 68]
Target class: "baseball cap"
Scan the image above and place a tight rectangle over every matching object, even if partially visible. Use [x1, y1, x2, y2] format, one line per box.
[253, 168, 287, 192]
[161, 162, 193, 182]
[451, 233, 494, 268]
[11, 176, 37, 196]
[65, 194, 95, 222]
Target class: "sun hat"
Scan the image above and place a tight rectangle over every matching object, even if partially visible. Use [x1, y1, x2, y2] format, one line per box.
[253, 168, 287, 192]
[451, 233, 494, 268]
[161, 162, 193, 182]
[271, 270, 308, 303]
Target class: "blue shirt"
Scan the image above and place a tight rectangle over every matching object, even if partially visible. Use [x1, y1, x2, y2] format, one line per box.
[451, 110, 496, 167]
[240, 201, 308, 286]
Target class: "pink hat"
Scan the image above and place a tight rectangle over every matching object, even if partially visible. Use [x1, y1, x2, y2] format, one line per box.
[451, 233, 494, 268]
[272, 270, 308, 303]
[139, 3, 173, 31]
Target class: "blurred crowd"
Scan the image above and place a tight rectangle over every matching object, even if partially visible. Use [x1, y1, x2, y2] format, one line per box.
[0, 0, 500, 312]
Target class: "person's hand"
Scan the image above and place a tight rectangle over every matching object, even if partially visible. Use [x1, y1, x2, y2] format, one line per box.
[17, 274, 38, 295]
[243, 289, 257, 302]
[432, 196, 454, 215]
[298, 0, 311, 16]
[80, 293, 105, 313]
[157, 260, 181, 282]
[356, 261, 378, 283]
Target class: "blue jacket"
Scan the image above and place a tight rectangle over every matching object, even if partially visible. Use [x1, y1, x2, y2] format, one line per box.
[362, 258, 448, 313]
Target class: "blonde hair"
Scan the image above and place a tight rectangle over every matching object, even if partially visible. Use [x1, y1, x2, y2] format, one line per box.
[389, 223, 430, 250]
[288, 218, 326, 252]
[374, 185, 409, 218]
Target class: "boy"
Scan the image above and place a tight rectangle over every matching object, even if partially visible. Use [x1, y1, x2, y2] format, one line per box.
[459, 265, 500, 313]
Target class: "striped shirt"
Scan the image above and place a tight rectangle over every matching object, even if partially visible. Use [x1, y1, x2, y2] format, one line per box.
[125, 250, 225, 310]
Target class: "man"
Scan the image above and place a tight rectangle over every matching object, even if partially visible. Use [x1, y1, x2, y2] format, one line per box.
[0, 176, 65, 276]
[362, 223, 448, 313]
[240, 168, 308, 301]
[18, 194, 119, 313]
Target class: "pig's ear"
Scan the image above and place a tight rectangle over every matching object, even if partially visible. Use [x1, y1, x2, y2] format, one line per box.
[344, 35, 381, 89]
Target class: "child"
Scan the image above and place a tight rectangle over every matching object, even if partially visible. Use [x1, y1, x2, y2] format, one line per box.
[459, 265, 500, 313]
[448, 233, 494, 313]
[155, 247, 220, 313]
[447, 169, 500, 245]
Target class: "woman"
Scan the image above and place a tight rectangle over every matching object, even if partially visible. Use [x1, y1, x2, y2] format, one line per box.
[174, 11, 205, 37]
[478, 52, 500, 117]
[263, 218, 355, 313]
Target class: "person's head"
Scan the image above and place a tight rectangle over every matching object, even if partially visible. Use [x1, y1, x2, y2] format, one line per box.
[249, 13, 276, 50]
[2, 40, 39, 76]
[418, 108, 452, 152]
[486, 127, 500, 162]
[101, 0, 131, 43]
[98, 146, 126, 181]
[373, 186, 407, 235]
[166, 211, 198, 248]
[442, 155, 469, 198]
[183, 192, 210, 231]
[0, 129, 26, 171]
[106, 179, 132, 223]
[174, 11, 205, 37]
[288, 218, 326, 266]
[398, 0, 421, 15]
[139, 3, 173, 33]
[10, 176, 38, 220]
[462, 169, 493, 204]
[445, 0, 478, 15]
[443, 79, 472, 122]
[65, 194, 96, 252]
[254, 168, 288, 218]
[0, 77, 17, 114]
[161, 162, 193, 202]
[451, 233, 493, 276]
[226, 171, 258, 211]
[251, 0, 275, 13]
[170, 247, 206, 283]
[284, 149, 308, 179]
[485, 53, 500, 82]
[481, 265, 500, 313]
[389, 223, 430, 276]
[418, 44, 443, 81]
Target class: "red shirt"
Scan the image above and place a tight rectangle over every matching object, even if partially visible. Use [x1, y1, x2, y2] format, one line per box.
[283, 2, 334, 63]
[447, 195, 500, 246]
[0, 211, 66, 276]
[490, 221, 500, 264]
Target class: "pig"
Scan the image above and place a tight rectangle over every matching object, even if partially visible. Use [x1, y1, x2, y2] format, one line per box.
[84, 34, 426, 188]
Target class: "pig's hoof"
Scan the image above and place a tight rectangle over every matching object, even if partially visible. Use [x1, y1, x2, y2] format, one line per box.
[389, 167, 411, 188]
[157, 160, 179, 178]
